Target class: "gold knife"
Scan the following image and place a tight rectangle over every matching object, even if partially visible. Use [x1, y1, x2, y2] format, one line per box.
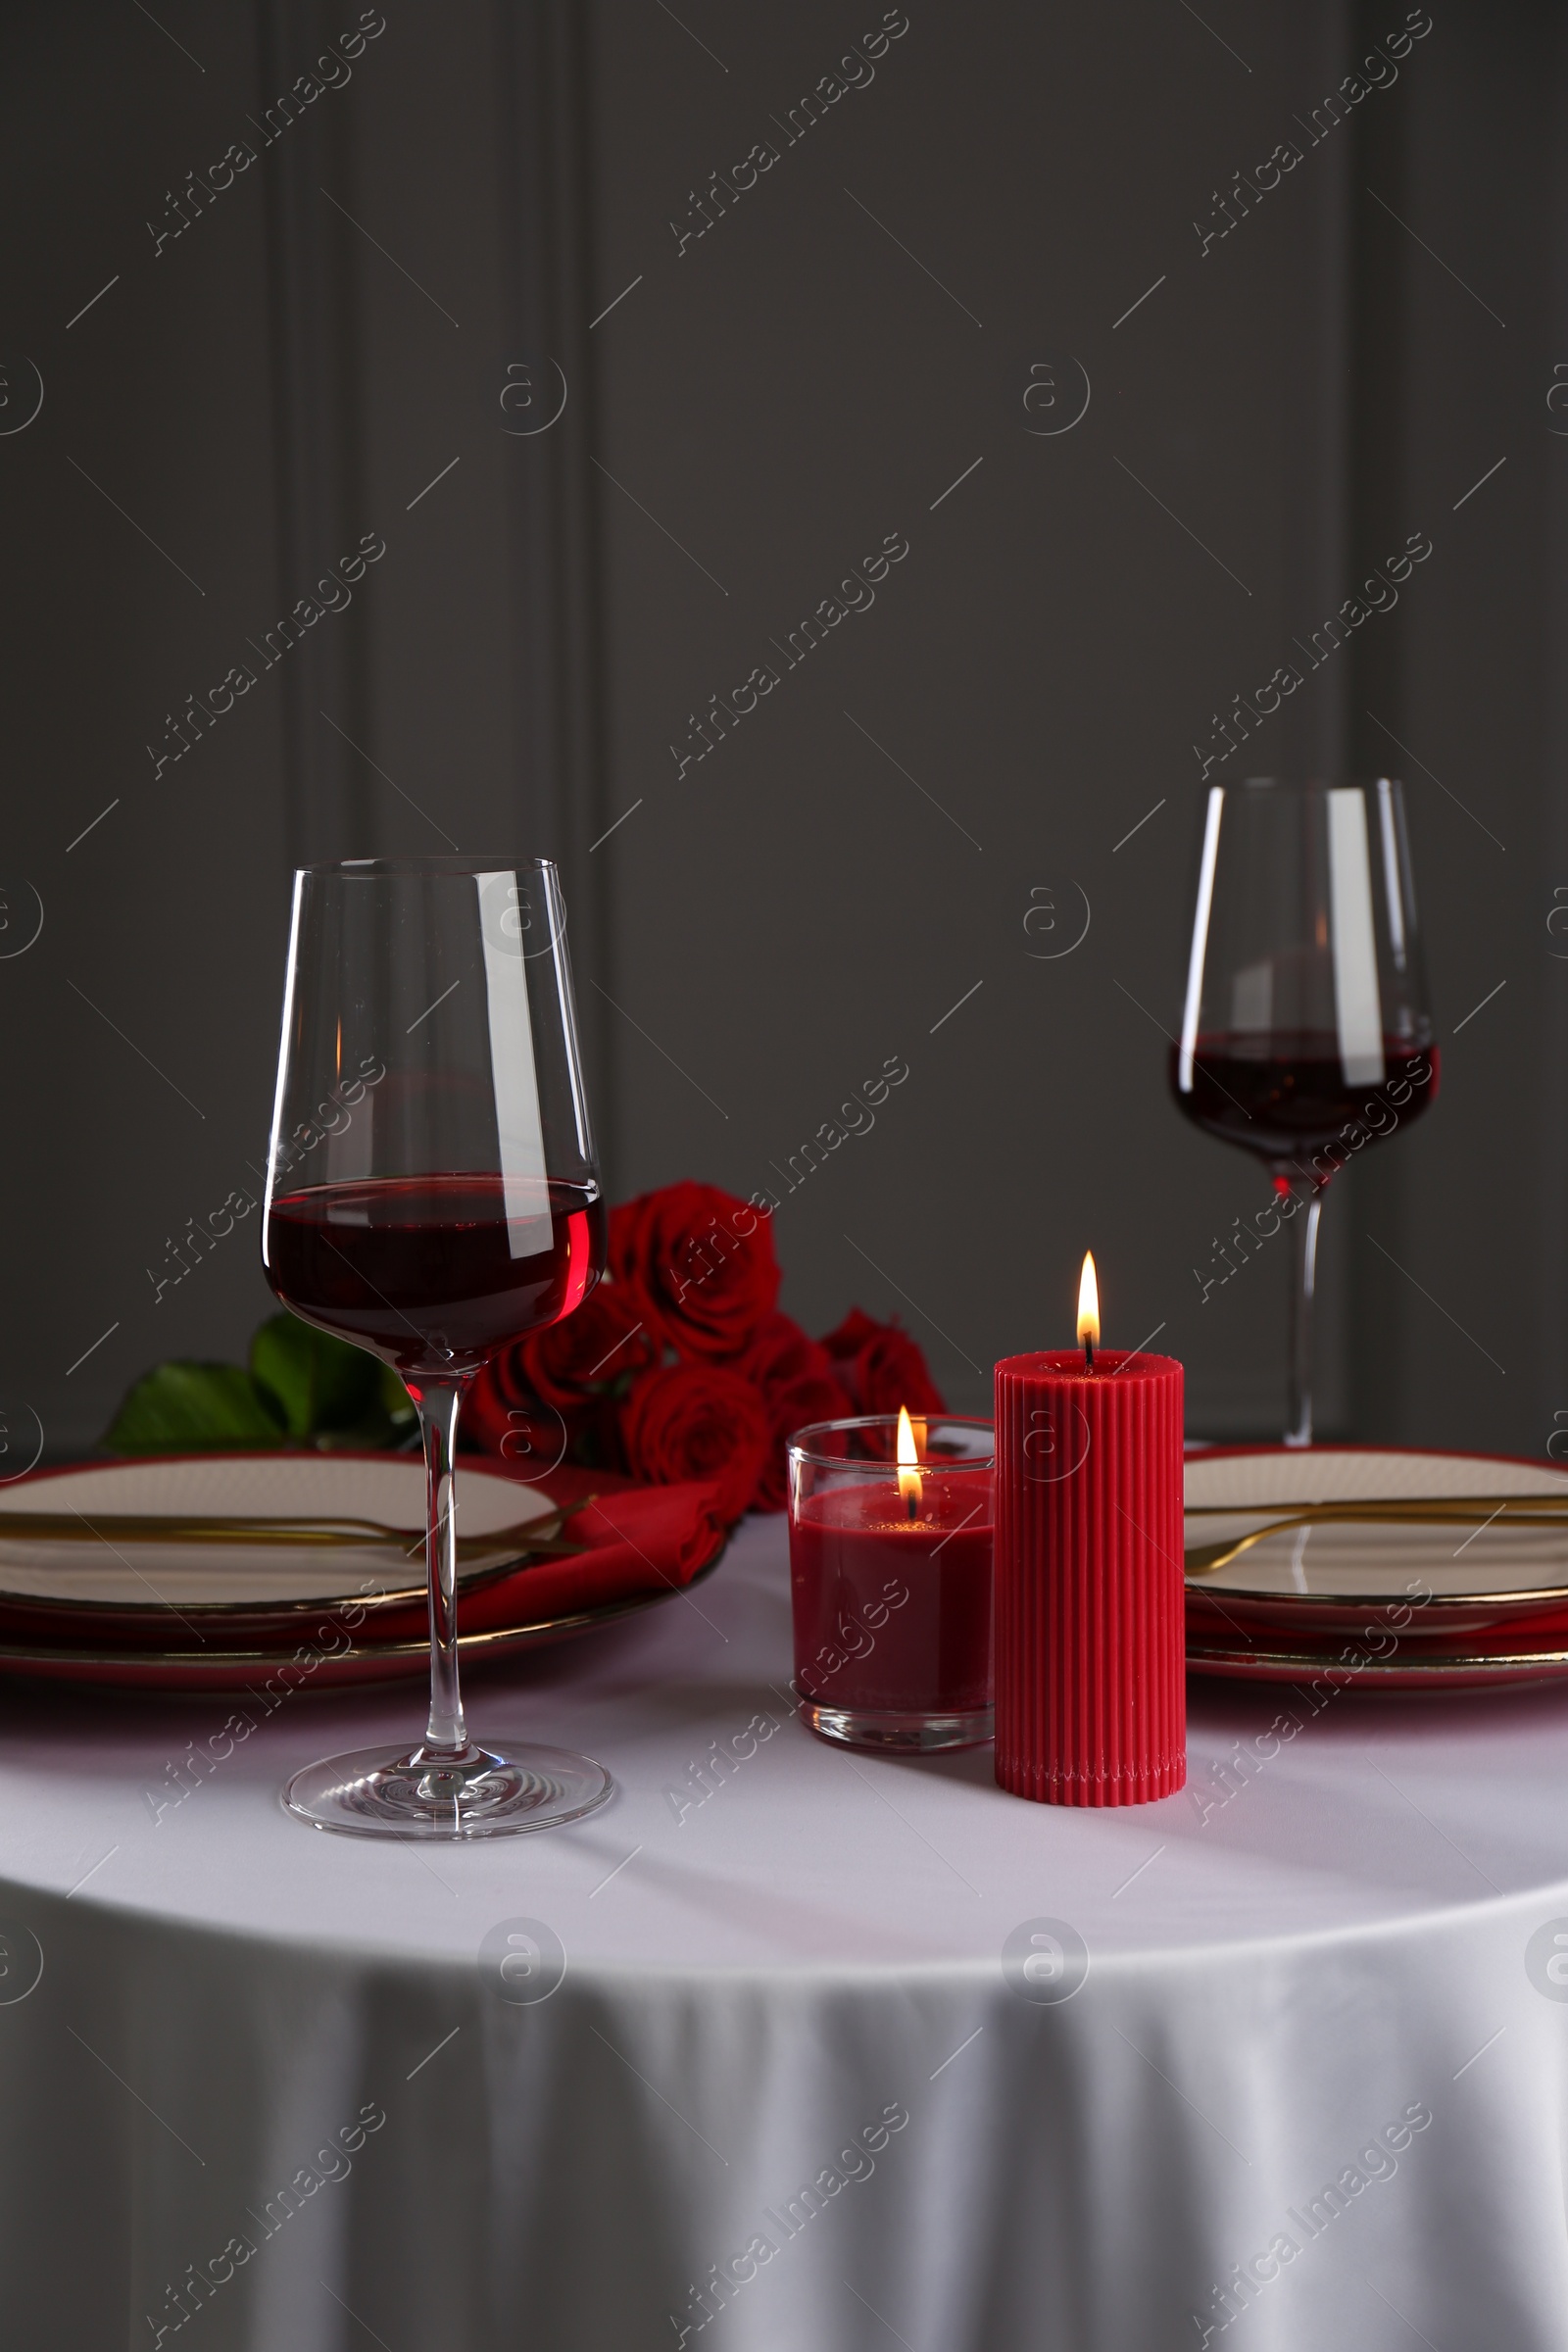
[0, 1499, 592, 1565]
[1186, 1495, 1568, 1578]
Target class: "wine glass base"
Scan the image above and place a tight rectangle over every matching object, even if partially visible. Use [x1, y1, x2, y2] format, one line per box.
[283, 1740, 613, 1839]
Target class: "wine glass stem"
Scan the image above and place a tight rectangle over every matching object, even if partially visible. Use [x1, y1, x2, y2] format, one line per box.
[1284, 1180, 1323, 1449]
[412, 1379, 467, 1754]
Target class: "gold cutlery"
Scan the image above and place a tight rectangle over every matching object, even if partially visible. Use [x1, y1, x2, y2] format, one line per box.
[1185, 1495, 1568, 1578]
[0, 1500, 591, 1566]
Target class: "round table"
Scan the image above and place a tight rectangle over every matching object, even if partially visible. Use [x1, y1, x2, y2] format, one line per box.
[2, 1515, 1566, 2350]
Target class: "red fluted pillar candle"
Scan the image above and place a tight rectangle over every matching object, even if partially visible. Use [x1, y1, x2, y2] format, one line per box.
[994, 1350, 1185, 1804]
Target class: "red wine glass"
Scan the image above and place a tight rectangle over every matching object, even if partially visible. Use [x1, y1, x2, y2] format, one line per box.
[262, 857, 610, 1838]
[1171, 779, 1438, 1446]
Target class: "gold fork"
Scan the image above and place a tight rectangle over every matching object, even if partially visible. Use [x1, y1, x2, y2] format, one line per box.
[1185, 1495, 1568, 1578]
[0, 1500, 592, 1566]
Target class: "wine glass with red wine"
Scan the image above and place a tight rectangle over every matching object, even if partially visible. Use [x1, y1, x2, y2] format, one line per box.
[263, 857, 611, 1838]
[1172, 779, 1437, 1447]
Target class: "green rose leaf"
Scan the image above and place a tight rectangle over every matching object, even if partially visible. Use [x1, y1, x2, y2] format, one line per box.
[104, 1363, 287, 1453]
[249, 1311, 383, 1441]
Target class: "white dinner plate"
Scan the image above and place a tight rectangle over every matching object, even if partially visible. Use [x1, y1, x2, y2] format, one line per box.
[1185, 1446, 1568, 1687]
[0, 1452, 556, 1618]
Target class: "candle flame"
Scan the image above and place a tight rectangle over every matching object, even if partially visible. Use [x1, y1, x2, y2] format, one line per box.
[897, 1403, 922, 1516]
[1077, 1251, 1100, 1348]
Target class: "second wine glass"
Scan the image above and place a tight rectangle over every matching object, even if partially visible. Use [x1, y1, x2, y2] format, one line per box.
[262, 856, 610, 1838]
[1171, 778, 1438, 1446]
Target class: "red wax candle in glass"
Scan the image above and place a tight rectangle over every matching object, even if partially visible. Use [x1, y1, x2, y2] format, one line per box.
[994, 1315, 1185, 1804]
[788, 1414, 994, 1751]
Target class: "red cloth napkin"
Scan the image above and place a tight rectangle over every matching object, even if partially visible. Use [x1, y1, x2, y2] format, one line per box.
[447, 1462, 733, 1635]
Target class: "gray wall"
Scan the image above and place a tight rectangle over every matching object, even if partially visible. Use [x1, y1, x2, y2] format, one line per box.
[0, 0, 1558, 1460]
[0, 1, 601, 1457]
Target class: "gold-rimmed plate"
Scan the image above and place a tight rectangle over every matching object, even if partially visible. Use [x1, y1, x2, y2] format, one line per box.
[1184, 1633, 1568, 1690]
[0, 1556, 724, 1693]
[0, 1454, 725, 1690]
[0, 1453, 561, 1635]
[1186, 1446, 1568, 1682]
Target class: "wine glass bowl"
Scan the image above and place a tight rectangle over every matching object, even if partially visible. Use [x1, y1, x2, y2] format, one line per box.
[1171, 779, 1438, 1446]
[263, 857, 612, 1838]
[265, 1175, 604, 1384]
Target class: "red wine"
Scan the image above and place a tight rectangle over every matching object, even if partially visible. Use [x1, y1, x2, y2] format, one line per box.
[265, 1175, 604, 1380]
[1172, 1032, 1440, 1168]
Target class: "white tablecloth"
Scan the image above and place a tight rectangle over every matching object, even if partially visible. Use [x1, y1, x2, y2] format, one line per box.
[2, 1514, 1567, 2350]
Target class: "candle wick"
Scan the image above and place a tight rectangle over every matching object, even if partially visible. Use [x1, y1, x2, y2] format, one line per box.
[1084, 1337, 1095, 1373]
[906, 1488, 918, 1522]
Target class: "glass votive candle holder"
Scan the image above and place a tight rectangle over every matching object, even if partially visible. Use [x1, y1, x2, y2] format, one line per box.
[787, 1413, 994, 1751]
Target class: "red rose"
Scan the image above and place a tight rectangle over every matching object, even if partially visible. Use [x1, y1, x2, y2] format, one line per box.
[463, 1348, 580, 1478]
[619, 1361, 769, 1525]
[465, 1340, 535, 1458]
[737, 1313, 854, 1511]
[754, 1371, 855, 1512]
[610, 1181, 780, 1360]
[739, 1310, 832, 1395]
[519, 1282, 658, 1409]
[820, 1307, 948, 1417]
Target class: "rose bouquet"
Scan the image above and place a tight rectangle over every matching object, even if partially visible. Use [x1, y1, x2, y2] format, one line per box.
[465, 1180, 946, 1522]
[101, 1179, 945, 1528]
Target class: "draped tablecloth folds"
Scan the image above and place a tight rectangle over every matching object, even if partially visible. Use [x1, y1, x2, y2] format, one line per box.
[0, 1514, 1566, 2349]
